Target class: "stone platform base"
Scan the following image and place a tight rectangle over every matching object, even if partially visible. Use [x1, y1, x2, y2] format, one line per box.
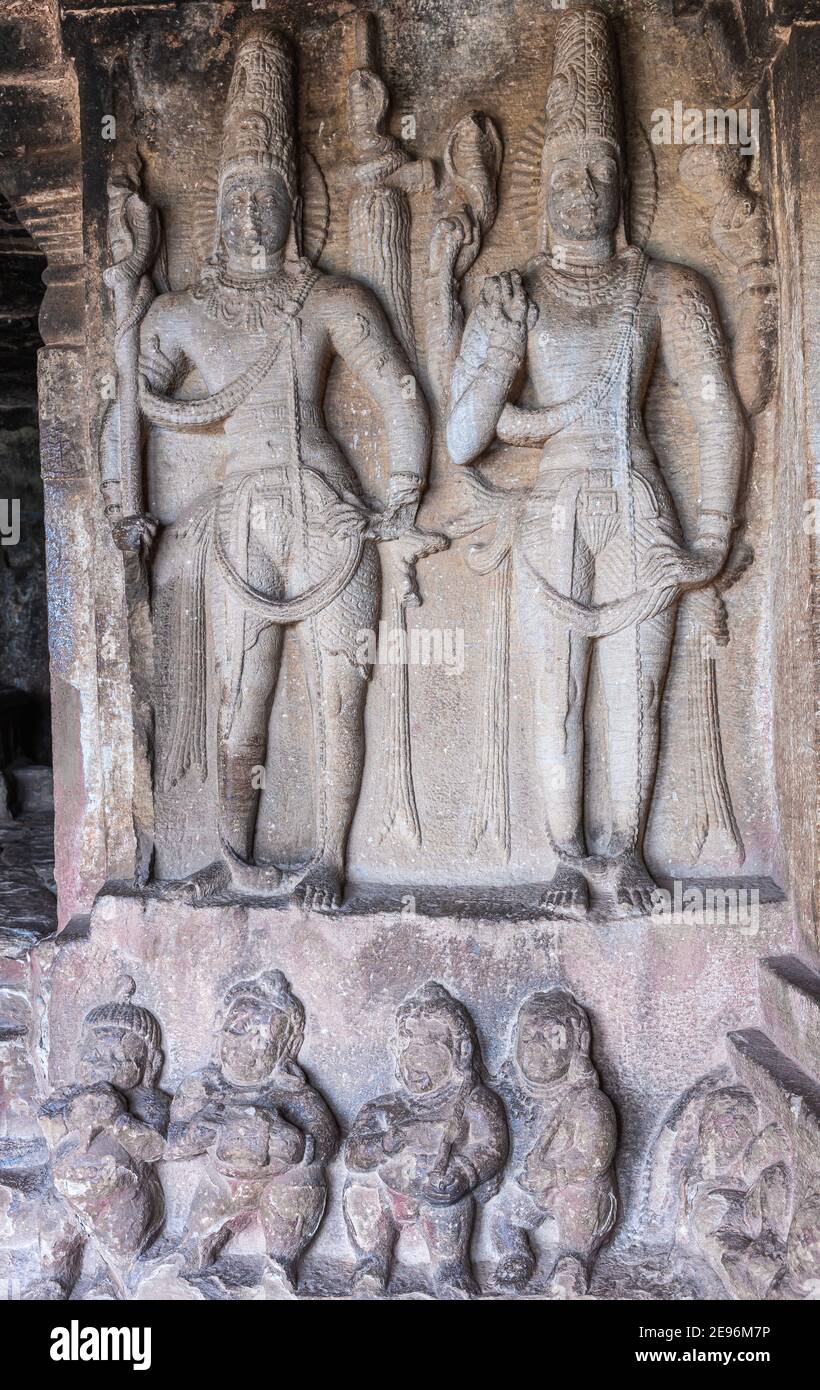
[0, 888, 792, 1298]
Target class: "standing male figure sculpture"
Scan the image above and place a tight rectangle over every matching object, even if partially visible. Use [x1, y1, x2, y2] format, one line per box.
[447, 6, 745, 916]
[132, 24, 430, 908]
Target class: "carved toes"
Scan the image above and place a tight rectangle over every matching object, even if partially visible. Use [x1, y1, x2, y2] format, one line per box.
[494, 1251, 536, 1291]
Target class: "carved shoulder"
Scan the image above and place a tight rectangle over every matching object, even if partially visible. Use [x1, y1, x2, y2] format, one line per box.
[280, 1084, 339, 1164]
[576, 1085, 618, 1147]
[465, 1083, 509, 1151]
[138, 289, 198, 355]
[169, 1065, 222, 1122]
[311, 272, 395, 347]
[648, 259, 727, 355]
[647, 256, 741, 411]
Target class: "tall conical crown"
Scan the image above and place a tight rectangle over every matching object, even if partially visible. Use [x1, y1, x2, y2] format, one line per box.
[543, 7, 622, 165]
[218, 26, 298, 200]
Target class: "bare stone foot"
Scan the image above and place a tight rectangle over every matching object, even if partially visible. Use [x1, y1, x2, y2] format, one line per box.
[548, 1254, 589, 1299]
[351, 1257, 388, 1296]
[228, 862, 282, 898]
[168, 859, 231, 904]
[494, 1249, 536, 1290]
[434, 1260, 479, 1299]
[610, 852, 659, 917]
[294, 856, 345, 912]
[266, 1255, 298, 1294]
[540, 862, 589, 919]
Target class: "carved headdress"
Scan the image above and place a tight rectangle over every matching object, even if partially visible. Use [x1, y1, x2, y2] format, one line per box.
[541, 7, 623, 175]
[394, 982, 480, 1083]
[218, 25, 299, 203]
[84, 975, 161, 1052]
[221, 970, 306, 1064]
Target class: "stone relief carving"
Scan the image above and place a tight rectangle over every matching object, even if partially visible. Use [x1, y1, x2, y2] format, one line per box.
[446, 6, 747, 916]
[5, 0, 813, 1313]
[100, 144, 167, 886]
[644, 1059, 820, 1301]
[343, 982, 508, 1297]
[490, 989, 617, 1296]
[426, 112, 508, 860]
[679, 136, 778, 418]
[676, 138, 777, 867]
[102, 24, 435, 908]
[344, 9, 446, 851]
[346, 10, 434, 366]
[28, 977, 168, 1299]
[167, 971, 337, 1293]
[427, 110, 503, 403]
[678, 1085, 792, 1299]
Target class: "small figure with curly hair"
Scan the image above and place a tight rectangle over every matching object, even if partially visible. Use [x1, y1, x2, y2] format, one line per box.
[169, 970, 337, 1290]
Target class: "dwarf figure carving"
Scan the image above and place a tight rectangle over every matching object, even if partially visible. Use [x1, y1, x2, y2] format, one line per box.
[679, 1086, 792, 1299]
[31, 977, 169, 1299]
[491, 989, 617, 1296]
[447, 6, 745, 916]
[776, 1189, 820, 1299]
[169, 970, 337, 1291]
[343, 981, 508, 1297]
[119, 24, 430, 909]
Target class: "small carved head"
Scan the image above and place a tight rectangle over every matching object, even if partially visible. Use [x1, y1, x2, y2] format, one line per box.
[347, 69, 390, 152]
[218, 169, 293, 270]
[218, 970, 305, 1085]
[678, 143, 745, 206]
[513, 988, 591, 1088]
[697, 1087, 758, 1174]
[392, 982, 478, 1096]
[78, 976, 163, 1093]
[543, 139, 621, 245]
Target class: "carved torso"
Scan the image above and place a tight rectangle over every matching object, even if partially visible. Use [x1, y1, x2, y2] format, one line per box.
[43, 1085, 164, 1262]
[522, 250, 659, 478]
[170, 1063, 338, 1181]
[141, 268, 410, 495]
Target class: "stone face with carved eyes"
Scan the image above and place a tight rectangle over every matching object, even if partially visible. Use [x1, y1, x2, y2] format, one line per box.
[168, 972, 337, 1292]
[491, 990, 617, 1296]
[218, 170, 292, 273]
[343, 982, 507, 1297]
[545, 142, 621, 244]
[78, 1023, 149, 1093]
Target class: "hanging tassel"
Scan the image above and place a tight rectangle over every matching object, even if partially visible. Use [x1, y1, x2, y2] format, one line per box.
[468, 553, 512, 861]
[686, 611, 745, 866]
[379, 579, 422, 846]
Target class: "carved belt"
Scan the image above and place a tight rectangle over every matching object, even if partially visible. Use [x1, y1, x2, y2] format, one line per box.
[212, 468, 366, 624]
[225, 402, 325, 440]
[159, 467, 368, 792]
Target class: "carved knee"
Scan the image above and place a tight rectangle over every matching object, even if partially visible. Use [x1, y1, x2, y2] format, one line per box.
[342, 1176, 393, 1252]
[260, 1179, 327, 1257]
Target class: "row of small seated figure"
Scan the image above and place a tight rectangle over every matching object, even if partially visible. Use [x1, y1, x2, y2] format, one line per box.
[25, 973, 618, 1300]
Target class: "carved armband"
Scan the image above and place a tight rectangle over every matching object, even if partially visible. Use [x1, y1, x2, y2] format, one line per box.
[674, 284, 728, 370]
[696, 508, 736, 549]
[387, 470, 423, 506]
